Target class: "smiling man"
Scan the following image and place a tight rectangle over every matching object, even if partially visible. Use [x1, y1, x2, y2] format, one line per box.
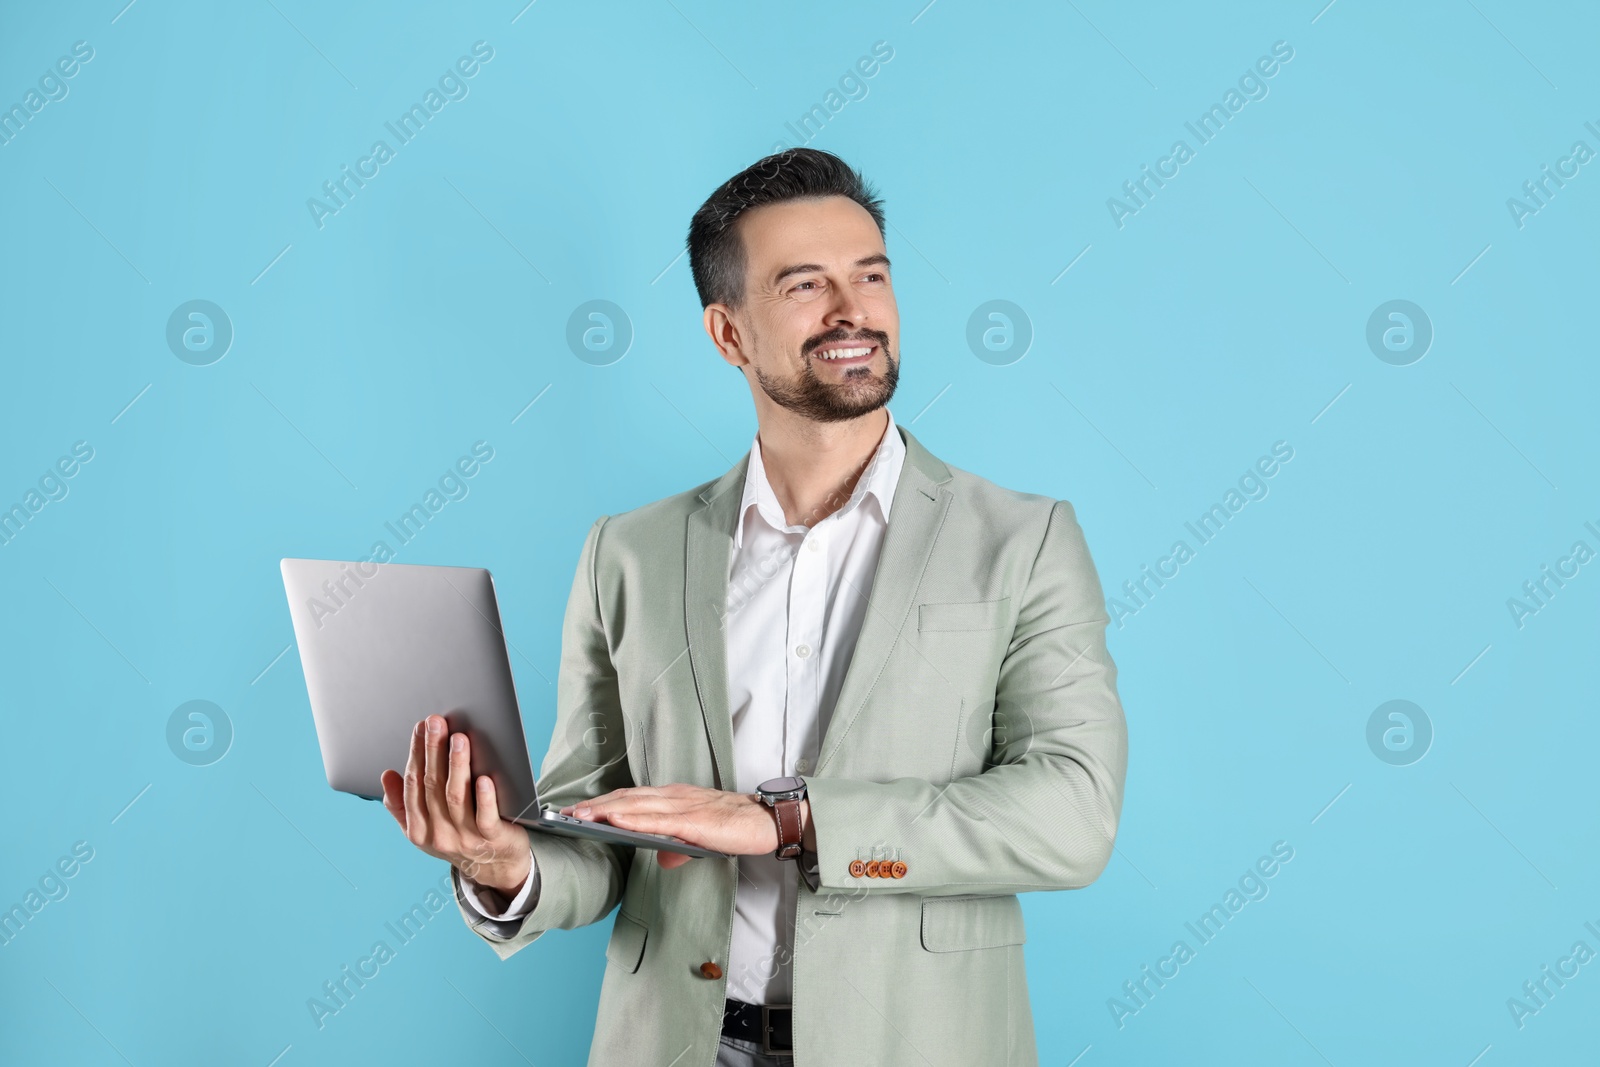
[381, 148, 1128, 1066]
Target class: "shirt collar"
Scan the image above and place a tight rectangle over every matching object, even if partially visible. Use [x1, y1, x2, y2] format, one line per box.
[735, 408, 904, 548]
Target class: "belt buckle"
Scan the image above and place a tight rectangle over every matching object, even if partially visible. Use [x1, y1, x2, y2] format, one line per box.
[759, 1003, 793, 1057]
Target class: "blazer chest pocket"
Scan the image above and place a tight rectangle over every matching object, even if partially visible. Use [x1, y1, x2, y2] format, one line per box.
[918, 596, 1011, 633]
[605, 911, 648, 973]
[920, 894, 1026, 952]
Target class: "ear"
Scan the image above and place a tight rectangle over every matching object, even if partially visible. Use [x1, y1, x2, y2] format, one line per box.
[703, 304, 748, 367]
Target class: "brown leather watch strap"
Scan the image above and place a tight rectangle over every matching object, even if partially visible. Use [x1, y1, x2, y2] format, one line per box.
[770, 797, 803, 859]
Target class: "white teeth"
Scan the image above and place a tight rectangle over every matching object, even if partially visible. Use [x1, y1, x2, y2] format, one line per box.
[817, 346, 873, 361]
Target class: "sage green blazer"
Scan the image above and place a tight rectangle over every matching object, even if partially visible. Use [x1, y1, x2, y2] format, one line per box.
[451, 423, 1128, 1066]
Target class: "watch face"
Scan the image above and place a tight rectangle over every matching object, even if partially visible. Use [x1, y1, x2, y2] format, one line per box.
[759, 776, 805, 794]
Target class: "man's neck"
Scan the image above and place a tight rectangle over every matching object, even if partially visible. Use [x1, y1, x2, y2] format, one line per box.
[756, 408, 889, 529]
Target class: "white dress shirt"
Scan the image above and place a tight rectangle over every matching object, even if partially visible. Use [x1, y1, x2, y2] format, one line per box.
[461, 407, 906, 1006]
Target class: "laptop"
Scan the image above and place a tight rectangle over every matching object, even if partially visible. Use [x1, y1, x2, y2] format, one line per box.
[279, 557, 726, 860]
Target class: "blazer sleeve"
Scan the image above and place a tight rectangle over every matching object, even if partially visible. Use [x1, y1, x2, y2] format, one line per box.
[802, 499, 1128, 897]
[451, 514, 637, 958]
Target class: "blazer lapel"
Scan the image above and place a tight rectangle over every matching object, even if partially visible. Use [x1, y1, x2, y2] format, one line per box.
[684, 454, 748, 791]
[815, 426, 952, 774]
[682, 424, 954, 789]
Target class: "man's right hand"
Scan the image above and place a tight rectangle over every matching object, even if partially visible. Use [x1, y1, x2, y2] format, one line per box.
[380, 714, 532, 898]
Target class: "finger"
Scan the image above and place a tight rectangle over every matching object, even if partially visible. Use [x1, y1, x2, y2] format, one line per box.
[586, 784, 670, 806]
[581, 794, 693, 820]
[610, 811, 701, 850]
[606, 809, 679, 833]
[421, 714, 450, 828]
[658, 851, 695, 869]
[380, 769, 407, 831]
[444, 732, 471, 828]
[565, 787, 633, 814]
[403, 720, 429, 842]
[474, 775, 504, 838]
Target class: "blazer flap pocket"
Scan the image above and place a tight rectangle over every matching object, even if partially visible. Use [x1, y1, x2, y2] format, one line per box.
[920, 894, 1026, 952]
[605, 910, 648, 972]
[918, 596, 1011, 632]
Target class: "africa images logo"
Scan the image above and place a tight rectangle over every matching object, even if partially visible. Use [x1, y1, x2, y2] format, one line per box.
[300, 441, 495, 629]
[306, 42, 495, 229]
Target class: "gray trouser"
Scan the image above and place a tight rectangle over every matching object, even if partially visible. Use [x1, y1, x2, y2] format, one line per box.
[716, 1032, 792, 1066]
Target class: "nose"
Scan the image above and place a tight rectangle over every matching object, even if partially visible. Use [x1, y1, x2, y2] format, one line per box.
[824, 285, 869, 331]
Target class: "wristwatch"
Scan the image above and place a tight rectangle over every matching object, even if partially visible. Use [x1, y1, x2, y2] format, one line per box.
[756, 776, 808, 860]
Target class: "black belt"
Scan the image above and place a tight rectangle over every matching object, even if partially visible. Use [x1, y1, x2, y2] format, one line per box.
[722, 998, 793, 1056]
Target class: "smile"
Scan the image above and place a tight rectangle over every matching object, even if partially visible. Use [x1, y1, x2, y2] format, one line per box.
[813, 343, 876, 363]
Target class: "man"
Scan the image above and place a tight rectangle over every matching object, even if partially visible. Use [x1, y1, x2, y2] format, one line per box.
[380, 148, 1128, 1066]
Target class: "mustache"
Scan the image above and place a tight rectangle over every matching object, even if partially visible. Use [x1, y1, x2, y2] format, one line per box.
[802, 328, 889, 355]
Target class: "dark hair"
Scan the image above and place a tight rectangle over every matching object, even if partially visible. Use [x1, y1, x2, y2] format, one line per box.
[687, 148, 886, 310]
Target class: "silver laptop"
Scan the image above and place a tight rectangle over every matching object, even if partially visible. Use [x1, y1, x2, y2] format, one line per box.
[279, 557, 725, 860]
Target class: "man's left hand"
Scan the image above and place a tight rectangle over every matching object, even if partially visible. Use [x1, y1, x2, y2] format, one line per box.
[560, 784, 814, 869]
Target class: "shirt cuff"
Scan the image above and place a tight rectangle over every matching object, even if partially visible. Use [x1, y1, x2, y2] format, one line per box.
[459, 855, 540, 920]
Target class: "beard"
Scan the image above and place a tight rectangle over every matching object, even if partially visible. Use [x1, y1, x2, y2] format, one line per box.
[752, 327, 899, 423]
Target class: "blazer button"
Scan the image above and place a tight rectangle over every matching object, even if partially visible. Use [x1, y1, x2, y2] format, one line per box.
[890, 860, 907, 878]
[865, 860, 880, 877]
[700, 961, 723, 980]
[849, 859, 866, 877]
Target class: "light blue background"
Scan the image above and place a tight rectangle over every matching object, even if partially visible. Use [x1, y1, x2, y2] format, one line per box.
[2, 1, 1596, 1064]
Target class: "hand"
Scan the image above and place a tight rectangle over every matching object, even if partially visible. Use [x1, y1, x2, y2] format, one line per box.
[560, 784, 814, 870]
[380, 714, 532, 897]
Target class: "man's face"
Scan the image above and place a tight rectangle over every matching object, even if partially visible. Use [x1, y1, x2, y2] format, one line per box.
[709, 195, 899, 423]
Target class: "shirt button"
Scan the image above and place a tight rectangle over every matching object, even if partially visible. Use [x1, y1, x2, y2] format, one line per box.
[795, 758, 809, 773]
[794, 643, 811, 658]
[806, 538, 822, 553]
